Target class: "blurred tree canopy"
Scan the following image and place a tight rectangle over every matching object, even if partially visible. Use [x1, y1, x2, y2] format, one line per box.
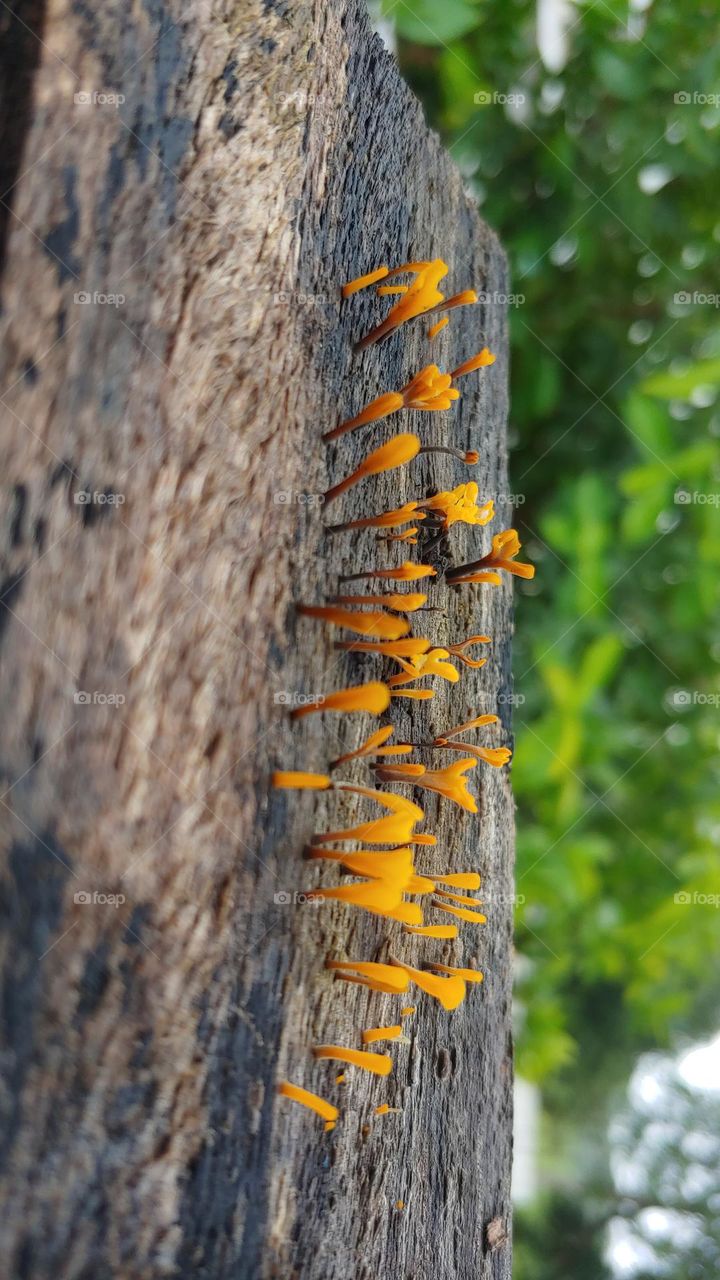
[378, 0, 720, 1092]
[609, 1047, 720, 1278]
[516, 1042, 720, 1277]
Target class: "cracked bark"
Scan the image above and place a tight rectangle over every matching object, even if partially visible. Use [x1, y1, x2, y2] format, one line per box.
[0, 2, 514, 1277]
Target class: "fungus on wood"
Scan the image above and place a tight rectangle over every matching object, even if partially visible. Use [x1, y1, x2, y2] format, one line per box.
[0, 2, 514, 1277]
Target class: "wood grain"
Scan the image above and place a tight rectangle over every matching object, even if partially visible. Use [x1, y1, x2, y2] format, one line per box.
[0, 2, 514, 1276]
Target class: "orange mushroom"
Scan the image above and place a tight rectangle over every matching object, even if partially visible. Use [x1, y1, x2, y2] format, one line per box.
[278, 1081, 339, 1125]
[313, 1045, 393, 1076]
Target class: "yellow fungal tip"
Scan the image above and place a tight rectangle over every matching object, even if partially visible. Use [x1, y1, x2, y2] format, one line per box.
[277, 1081, 339, 1123]
[433, 900, 487, 924]
[290, 680, 391, 719]
[395, 961, 467, 1011]
[326, 959, 411, 994]
[272, 770, 330, 790]
[341, 266, 389, 297]
[432, 963, 484, 984]
[434, 872, 482, 891]
[391, 688, 435, 701]
[428, 316, 449, 339]
[403, 923, 458, 939]
[361, 1025, 403, 1045]
[313, 1045, 393, 1076]
[298, 603, 411, 639]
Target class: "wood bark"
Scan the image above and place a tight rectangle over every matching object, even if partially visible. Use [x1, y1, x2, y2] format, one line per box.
[0, 2, 515, 1277]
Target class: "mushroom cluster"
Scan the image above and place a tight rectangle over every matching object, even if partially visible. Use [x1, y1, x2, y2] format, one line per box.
[274, 258, 535, 1139]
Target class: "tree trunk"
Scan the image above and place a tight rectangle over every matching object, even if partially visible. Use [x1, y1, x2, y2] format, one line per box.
[0, 2, 514, 1277]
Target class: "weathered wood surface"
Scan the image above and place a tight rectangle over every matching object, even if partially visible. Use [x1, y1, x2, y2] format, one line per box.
[0, 2, 515, 1277]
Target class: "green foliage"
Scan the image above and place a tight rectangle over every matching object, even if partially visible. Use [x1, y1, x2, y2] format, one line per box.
[514, 1192, 611, 1280]
[386, 0, 720, 1086]
[640, 359, 720, 398]
[384, 0, 482, 45]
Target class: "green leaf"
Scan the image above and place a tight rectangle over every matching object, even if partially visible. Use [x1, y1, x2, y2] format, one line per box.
[619, 461, 672, 496]
[392, 0, 481, 46]
[577, 634, 623, 703]
[542, 663, 577, 711]
[533, 355, 563, 417]
[622, 391, 674, 454]
[621, 485, 667, 544]
[638, 358, 720, 399]
[594, 49, 646, 101]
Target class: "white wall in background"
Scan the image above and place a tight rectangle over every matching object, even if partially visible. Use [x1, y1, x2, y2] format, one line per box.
[513, 1076, 541, 1206]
